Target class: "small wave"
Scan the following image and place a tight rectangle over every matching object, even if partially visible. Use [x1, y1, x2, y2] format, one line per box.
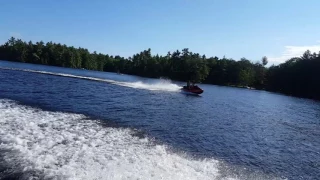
[0, 67, 182, 92]
[0, 99, 233, 180]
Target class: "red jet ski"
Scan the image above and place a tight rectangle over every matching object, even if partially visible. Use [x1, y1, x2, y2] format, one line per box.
[181, 84, 204, 95]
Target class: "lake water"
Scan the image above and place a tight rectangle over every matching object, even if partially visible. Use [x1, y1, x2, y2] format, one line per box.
[0, 60, 319, 180]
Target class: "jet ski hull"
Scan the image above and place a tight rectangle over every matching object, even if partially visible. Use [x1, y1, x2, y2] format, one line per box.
[180, 86, 204, 95]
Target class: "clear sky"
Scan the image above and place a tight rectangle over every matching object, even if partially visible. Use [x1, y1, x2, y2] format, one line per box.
[1, 0, 320, 65]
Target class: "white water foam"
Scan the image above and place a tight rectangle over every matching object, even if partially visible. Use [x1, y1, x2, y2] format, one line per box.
[0, 67, 182, 92]
[0, 99, 239, 180]
[119, 80, 181, 91]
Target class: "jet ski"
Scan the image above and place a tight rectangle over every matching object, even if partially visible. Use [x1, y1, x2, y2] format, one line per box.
[181, 84, 204, 95]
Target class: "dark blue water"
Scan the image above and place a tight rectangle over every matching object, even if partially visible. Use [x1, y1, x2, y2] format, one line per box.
[0, 60, 319, 180]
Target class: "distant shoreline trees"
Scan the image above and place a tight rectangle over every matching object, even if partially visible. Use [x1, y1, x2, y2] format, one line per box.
[1, 37, 319, 100]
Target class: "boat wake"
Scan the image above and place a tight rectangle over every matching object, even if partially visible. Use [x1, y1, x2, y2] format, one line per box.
[0, 99, 240, 180]
[119, 80, 181, 92]
[0, 67, 182, 92]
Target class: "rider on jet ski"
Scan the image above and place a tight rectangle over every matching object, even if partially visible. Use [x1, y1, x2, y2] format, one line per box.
[186, 80, 195, 89]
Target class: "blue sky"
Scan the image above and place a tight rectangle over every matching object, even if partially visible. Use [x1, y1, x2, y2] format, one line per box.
[1, 0, 320, 65]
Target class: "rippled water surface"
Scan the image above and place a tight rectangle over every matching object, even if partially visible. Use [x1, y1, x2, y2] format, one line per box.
[0, 60, 319, 180]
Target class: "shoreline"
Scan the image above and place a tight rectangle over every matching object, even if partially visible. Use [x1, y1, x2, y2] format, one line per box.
[1, 60, 319, 102]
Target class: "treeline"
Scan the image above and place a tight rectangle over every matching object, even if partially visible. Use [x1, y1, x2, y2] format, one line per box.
[0, 37, 319, 100]
[266, 52, 320, 100]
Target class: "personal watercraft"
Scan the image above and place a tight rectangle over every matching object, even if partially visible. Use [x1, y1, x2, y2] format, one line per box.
[181, 85, 204, 95]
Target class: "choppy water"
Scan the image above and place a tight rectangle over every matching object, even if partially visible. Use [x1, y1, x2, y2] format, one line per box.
[0, 60, 319, 180]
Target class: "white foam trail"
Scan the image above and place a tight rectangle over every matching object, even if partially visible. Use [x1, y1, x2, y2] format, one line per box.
[118, 80, 181, 92]
[0, 67, 182, 92]
[0, 99, 238, 180]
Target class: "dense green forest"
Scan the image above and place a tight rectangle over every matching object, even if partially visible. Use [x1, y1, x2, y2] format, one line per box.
[0, 37, 319, 100]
